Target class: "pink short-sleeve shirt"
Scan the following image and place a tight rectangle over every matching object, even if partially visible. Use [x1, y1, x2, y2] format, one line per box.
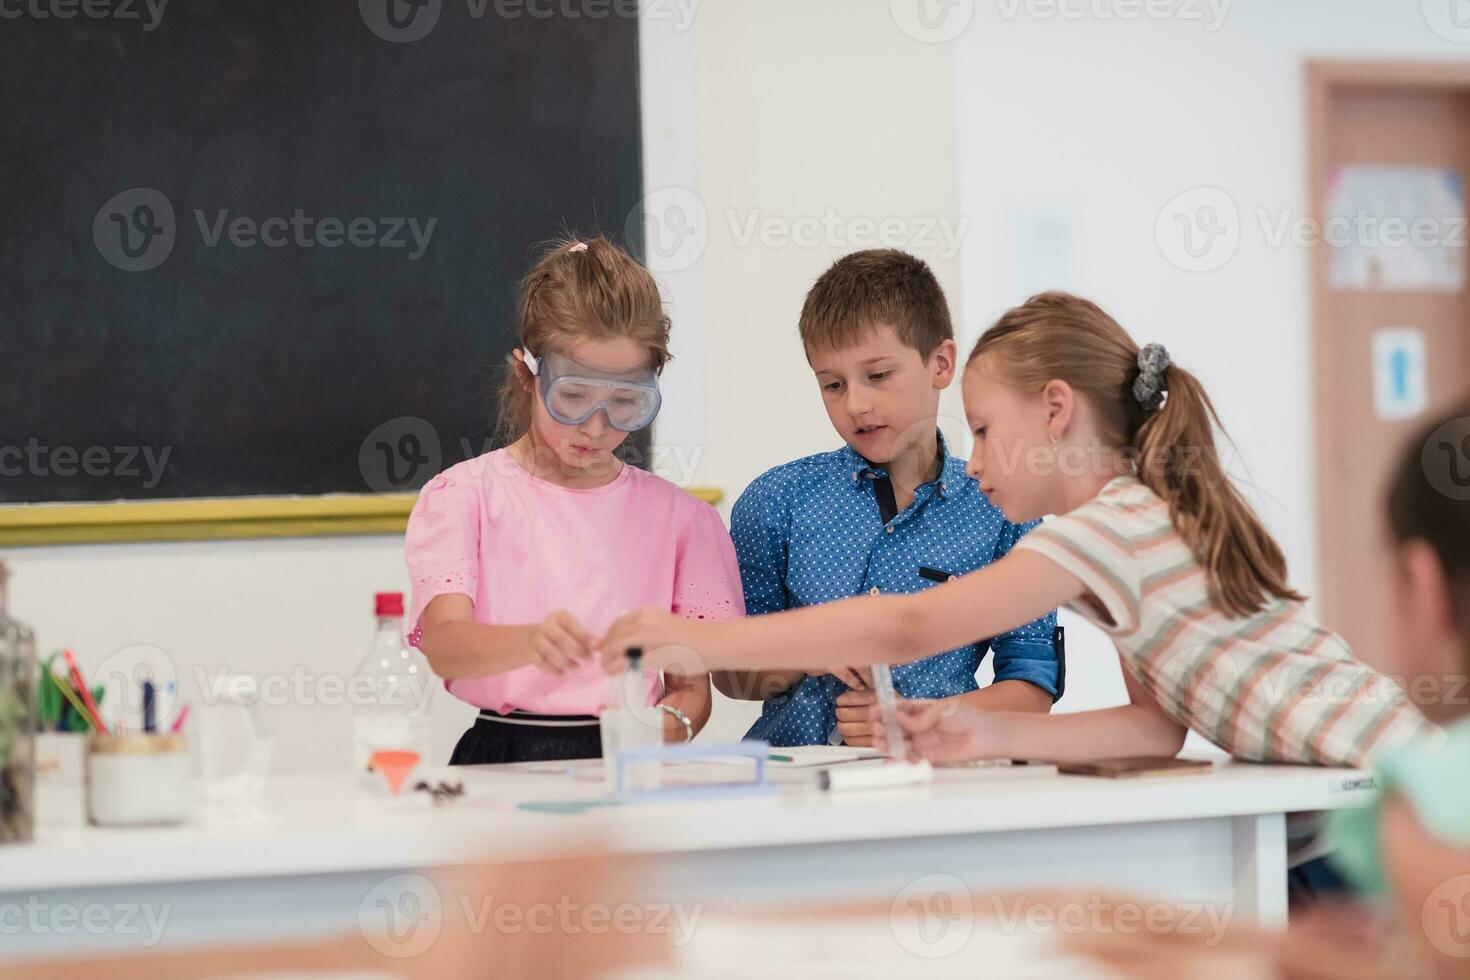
[404, 449, 745, 716]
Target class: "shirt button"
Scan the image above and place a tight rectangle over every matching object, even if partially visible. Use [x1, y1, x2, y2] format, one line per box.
[869, 586, 880, 595]
[885, 525, 894, 534]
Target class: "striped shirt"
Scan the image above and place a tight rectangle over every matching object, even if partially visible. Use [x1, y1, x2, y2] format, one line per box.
[1014, 476, 1436, 768]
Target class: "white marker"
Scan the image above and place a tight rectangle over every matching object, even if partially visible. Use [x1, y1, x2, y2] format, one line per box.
[817, 760, 932, 792]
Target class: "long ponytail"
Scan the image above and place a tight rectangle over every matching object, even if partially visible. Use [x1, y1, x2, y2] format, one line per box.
[971, 292, 1304, 618]
[1132, 362, 1304, 617]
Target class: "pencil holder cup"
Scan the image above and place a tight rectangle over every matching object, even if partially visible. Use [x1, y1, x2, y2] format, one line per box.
[86, 733, 190, 826]
[36, 731, 86, 785]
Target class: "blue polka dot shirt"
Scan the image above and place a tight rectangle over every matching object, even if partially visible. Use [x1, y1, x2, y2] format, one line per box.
[734, 430, 1059, 748]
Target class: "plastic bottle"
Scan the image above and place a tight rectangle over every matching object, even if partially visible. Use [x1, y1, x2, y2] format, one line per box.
[350, 592, 432, 793]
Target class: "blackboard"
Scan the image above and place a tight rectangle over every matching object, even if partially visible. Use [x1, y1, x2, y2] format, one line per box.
[0, 0, 646, 504]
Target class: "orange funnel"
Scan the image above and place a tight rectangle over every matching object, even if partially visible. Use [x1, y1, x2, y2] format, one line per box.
[369, 749, 422, 795]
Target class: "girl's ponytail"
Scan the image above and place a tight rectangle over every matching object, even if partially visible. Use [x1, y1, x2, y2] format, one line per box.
[971, 291, 1304, 619]
[1131, 358, 1304, 617]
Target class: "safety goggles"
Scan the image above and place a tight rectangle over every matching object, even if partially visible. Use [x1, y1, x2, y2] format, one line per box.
[521, 349, 662, 432]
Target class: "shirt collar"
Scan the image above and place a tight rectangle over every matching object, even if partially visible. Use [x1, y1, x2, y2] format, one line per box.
[845, 428, 963, 499]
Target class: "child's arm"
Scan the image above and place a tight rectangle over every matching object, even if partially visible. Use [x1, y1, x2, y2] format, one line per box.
[956, 681, 1055, 713]
[602, 549, 1083, 674]
[658, 665, 712, 742]
[417, 594, 593, 680]
[976, 515, 1062, 706]
[883, 668, 1186, 763]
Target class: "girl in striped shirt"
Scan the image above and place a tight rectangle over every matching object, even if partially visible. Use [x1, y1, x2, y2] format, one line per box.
[600, 291, 1436, 768]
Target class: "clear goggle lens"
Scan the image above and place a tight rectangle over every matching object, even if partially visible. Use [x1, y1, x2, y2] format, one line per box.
[543, 378, 660, 431]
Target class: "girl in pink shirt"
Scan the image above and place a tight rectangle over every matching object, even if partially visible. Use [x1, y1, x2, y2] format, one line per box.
[405, 236, 744, 765]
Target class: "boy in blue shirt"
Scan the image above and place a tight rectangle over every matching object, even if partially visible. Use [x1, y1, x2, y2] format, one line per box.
[714, 250, 1060, 746]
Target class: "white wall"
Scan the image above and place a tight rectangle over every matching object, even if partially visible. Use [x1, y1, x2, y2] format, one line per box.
[9, 2, 1469, 772]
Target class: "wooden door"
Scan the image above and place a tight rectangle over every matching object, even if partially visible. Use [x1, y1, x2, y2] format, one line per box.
[1310, 62, 1470, 662]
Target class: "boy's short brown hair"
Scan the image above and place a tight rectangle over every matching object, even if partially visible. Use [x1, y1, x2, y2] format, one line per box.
[798, 249, 954, 359]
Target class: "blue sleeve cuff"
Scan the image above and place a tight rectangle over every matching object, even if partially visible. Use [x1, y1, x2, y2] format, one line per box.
[990, 639, 1061, 701]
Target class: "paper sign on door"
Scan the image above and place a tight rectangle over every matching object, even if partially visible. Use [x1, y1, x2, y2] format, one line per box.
[1371, 327, 1428, 421]
[1327, 166, 1466, 292]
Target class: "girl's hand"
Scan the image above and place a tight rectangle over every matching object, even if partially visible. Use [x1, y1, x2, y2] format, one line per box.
[871, 699, 1009, 764]
[598, 606, 699, 673]
[529, 610, 595, 675]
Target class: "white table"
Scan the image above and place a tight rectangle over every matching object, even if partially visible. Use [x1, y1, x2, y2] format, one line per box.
[1, 756, 1378, 958]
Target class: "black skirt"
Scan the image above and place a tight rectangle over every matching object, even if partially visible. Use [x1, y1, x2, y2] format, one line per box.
[448, 710, 603, 766]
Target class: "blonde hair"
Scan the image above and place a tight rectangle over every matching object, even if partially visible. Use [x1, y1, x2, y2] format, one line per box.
[494, 236, 671, 448]
[971, 291, 1304, 618]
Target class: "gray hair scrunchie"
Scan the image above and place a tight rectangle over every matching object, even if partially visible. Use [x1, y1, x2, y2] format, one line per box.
[1132, 343, 1171, 413]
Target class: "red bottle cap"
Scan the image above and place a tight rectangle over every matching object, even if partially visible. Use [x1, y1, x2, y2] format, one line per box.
[375, 592, 404, 617]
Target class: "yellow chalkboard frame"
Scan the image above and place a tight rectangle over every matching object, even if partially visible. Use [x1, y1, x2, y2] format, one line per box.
[0, 488, 725, 547]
